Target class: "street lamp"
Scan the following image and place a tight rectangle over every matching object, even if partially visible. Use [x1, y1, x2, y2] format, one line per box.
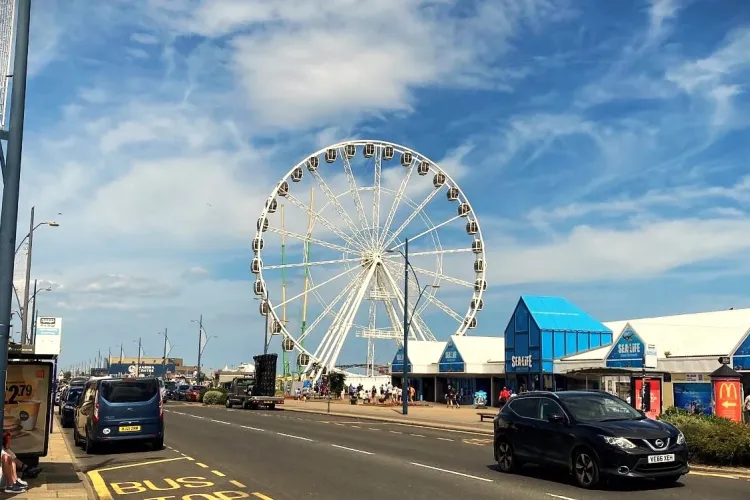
[16, 207, 59, 344]
[158, 328, 169, 377]
[254, 296, 270, 355]
[191, 317, 216, 383]
[386, 238, 439, 415]
[28, 280, 52, 344]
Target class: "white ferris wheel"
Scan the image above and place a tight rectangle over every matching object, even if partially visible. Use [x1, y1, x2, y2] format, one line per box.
[252, 140, 487, 381]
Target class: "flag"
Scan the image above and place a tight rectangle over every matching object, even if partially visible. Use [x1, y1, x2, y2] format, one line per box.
[165, 338, 173, 356]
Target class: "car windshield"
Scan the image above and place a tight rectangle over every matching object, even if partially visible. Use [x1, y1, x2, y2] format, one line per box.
[100, 379, 159, 403]
[179, 385, 190, 390]
[559, 393, 643, 422]
[67, 389, 82, 402]
[165, 382, 176, 390]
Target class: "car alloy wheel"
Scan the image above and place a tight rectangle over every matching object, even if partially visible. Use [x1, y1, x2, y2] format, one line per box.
[496, 442, 515, 473]
[574, 451, 599, 488]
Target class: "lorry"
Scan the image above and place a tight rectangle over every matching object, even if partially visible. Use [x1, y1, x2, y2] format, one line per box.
[224, 353, 284, 410]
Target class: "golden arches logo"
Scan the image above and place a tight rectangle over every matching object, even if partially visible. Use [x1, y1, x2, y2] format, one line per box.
[718, 382, 738, 400]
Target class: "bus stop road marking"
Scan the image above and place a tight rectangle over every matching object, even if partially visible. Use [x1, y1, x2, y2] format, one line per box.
[88, 457, 191, 500]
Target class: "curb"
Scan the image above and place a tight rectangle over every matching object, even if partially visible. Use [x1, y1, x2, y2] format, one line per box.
[689, 464, 750, 478]
[281, 406, 494, 436]
[54, 415, 98, 500]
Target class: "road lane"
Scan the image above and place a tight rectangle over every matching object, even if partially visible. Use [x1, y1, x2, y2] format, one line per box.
[164, 406, 750, 500]
[165, 408, 553, 500]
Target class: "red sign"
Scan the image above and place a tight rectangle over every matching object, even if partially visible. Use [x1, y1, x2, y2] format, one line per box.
[713, 379, 742, 422]
[634, 378, 662, 419]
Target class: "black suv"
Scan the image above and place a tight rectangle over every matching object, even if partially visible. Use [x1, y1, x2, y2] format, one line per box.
[493, 390, 688, 488]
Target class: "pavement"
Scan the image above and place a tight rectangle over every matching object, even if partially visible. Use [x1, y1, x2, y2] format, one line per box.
[114, 402, 750, 500]
[7, 417, 91, 499]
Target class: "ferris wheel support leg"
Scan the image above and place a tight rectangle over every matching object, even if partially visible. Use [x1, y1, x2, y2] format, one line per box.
[381, 263, 433, 342]
[311, 281, 361, 370]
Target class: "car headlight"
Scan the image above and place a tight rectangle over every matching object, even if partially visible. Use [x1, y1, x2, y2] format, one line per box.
[601, 436, 636, 449]
[676, 432, 685, 445]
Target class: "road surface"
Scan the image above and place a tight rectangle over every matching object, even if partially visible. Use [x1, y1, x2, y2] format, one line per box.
[62, 403, 750, 500]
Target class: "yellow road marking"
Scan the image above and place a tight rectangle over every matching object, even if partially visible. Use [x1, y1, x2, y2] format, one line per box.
[87, 470, 112, 500]
[95, 456, 190, 472]
[689, 470, 745, 479]
[196, 462, 209, 468]
[230, 480, 247, 488]
[212, 470, 226, 477]
[252, 493, 273, 500]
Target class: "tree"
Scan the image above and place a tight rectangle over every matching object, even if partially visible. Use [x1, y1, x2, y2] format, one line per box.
[62, 371, 72, 382]
[326, 372, 346, 397]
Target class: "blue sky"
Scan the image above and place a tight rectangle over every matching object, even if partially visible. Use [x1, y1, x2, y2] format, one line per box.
[11, 0, 750, 373]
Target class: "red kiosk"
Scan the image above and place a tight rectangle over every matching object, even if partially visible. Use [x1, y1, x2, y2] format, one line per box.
[711, 359, 743, 422]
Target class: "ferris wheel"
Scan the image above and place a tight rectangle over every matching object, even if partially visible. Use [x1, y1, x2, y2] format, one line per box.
[251, 140, 487, 380]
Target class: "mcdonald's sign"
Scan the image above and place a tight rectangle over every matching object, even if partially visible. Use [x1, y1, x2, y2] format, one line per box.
[713, 379, 742, 422]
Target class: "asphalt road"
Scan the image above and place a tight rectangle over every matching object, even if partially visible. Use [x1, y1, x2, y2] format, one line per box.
[61, 403, 750, 500]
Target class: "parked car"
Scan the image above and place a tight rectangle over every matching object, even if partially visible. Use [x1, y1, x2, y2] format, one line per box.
[175, 384, 190, 400]
[164, 381, 177, 400]
[185, 386, 203, 402]
[493, 390, 689, 488]
[74, 377, 164, 453]
[58, 387, 68, 415]
[61, 386, 84, 428]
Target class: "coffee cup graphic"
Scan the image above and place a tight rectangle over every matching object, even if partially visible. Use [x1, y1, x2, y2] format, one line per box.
[15, 400, 41, 431]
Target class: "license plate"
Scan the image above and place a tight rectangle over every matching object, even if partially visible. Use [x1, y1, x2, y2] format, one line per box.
[264, 401, 274, 404]
[647, 454, 675, 464]
[119, 425, 141, 432]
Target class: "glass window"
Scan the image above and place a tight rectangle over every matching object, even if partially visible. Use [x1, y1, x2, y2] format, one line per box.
[100, 379, 159, 403]
[67, 389, 83, 403]
[539, 398, 565, 420]
[558, 393, 642, 422]
[509, 398, 539, 419]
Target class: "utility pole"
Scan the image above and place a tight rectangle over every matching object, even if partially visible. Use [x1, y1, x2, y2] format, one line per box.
[402, 238, 409, 416]
[20, 206, 33, 344]
[0, 0, 34, 427]
[29, 279, 36, 344]
[161, 327, 168, 374]
[107, 347, 111, 370]
[119, 343, 124, 363]
[196, 315, 203, 383]
[136, 337, 142, 377]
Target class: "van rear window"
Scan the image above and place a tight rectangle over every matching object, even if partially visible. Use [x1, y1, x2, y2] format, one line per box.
[100, 380, 158, 403]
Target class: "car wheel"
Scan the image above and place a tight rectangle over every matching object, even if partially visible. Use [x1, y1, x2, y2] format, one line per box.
[654, 475, 681, 486]
[225, 399, 232, 408]
[495, 441, 516, 473]
[152, 437, 164, 450]
[268, 404, 275, 410]
[73, 427, 81, 447]
[573, 450, 600, 489]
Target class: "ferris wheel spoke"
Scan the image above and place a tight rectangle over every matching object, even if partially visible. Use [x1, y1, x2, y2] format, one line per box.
[383, 247, 472, 258]
[379, 160, 415, 247]
[263, 257, 362, 270]
[404, 263, 474, 288]
[309, 169, 367, 249]
[339, 148, 370, 233]
[270, 265, 360, 309]
[387, 215, 462, 251]
[372, 147, 382, 248]
[284, 193, 361, 249]
[423, 293, 465, 323]
[266, 226, 351, 254]
[381, 188, 442, 249]
[380, 263, 434, 341]
[300, 270, 366, 343]
[327, 266, 377, 369]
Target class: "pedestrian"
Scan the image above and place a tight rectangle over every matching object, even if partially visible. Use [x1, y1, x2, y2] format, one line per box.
[744, 391, 750, 424]
[2, 432, 39, 493]
[499, 386, 510, 407]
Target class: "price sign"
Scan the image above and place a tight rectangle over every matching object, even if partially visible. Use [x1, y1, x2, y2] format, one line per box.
[5, 383, 34, 405]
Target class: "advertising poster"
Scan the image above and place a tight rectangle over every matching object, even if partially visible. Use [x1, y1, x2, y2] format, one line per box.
[633, 378, 662, 419]
[4, 362, 52, 456]
[34, 317, 62, 356]
[108, 362, 176, 378]
[714, 379, 742, 422]
[673, 382, 712, 415]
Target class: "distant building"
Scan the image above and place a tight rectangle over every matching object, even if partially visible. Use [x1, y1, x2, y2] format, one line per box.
[107, 356, 198, 379]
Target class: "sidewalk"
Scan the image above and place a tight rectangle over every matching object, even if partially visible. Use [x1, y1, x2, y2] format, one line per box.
[6, 419, 92, 499]
[282, 398, 495, 434]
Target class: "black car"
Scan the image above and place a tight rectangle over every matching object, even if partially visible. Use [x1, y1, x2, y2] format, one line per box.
[493, 390, 688, 488]
[61, 386, 84, 428]
[175, 384, 190, 401]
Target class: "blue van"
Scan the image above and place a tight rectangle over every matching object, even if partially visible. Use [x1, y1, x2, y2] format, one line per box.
[74, 377, 164, 453]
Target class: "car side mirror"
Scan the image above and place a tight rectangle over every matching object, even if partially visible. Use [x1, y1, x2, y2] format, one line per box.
[547, 413, 566, 424]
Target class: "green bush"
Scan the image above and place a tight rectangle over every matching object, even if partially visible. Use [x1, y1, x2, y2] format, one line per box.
[660, 407, 750, 466]
[202, 390, 227, 405]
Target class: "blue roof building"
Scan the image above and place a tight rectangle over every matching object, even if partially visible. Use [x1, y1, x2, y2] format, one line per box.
[504, 295, 613, 388]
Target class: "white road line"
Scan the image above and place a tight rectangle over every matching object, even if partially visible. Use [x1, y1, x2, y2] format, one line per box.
[411, 434, 426, 438]
[211, 419, 231, 425]
[277, 432, 313, 442]
[437, 437, 454, 441]
[409, 462, 493, 482]
[240, 425, 265, 432]
[331, 444, 374, 455]
[349, 425, 361, 428]
[546, 494, 578, 500]
[368, 428, 379, 431]
[389, 431, 402, 434]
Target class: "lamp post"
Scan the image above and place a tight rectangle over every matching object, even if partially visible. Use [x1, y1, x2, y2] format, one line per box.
[17, 208, 59, 344]
[158, 327, 168, 376]
[28, 280, 52, 345]
[191, 316, 203, 383]
[133, 338, 143, 377]
[386, 238, 439, 415]
[254, 297, 270, 355]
